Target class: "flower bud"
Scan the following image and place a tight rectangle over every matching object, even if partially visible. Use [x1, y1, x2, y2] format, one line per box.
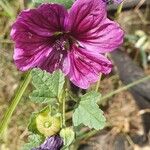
[32, 135, 63, 150]
[36, 111, 61, 137]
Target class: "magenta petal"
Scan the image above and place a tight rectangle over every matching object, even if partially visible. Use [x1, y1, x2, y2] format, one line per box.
[79, 18, 124, 53]
[62, 55, 71, 75]
[39, 50, 67, 73]
[11, 3, 68, 71]
[65, 46, 112, 89]
[14, 46, 52, 71]
[11, 20, 54, 71]
[37, 4, 68, 33]
[11, 4, 68, 39]
[67, 0, 106, 37]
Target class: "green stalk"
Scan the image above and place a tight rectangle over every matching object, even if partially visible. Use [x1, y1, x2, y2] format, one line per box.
[99, 75, 150, 105]
[0, 71, 31, 136]
[76, 130, 98, 142]
[95, 73, 102, 92]
[115, 0, 124, 19]
[62, 95, 66, 127]
[95, 54, 107, 92]
[61, 79, 68, 128]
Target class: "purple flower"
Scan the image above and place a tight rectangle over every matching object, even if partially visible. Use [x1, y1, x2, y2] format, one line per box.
[32, 135, 63, 150]
[11, 0, 124, 89]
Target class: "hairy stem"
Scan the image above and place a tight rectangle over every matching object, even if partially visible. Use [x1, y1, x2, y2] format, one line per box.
[62, 94, 66, 127]
[0, 71, 31, 136]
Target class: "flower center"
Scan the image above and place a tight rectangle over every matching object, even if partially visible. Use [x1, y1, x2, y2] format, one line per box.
[54, 39, 68, 51]
[53, 32, 75, 52]
[44, 121, 52, 128]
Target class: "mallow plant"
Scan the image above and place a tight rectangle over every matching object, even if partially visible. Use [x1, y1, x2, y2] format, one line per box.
[0, 0, 125, 149]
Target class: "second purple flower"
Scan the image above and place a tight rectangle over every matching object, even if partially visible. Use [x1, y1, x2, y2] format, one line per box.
[11, 0, 124, 89]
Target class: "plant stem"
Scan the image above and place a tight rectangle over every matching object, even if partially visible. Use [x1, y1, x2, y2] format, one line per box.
[62, 95, 66, 127]
[98, 75, 150, 105]
[115, 0, 124, 19]
[76, 130, 98, 142]
[95, 54, 108, 92]
[76, 123, 111, 142]
[95, 73, 103, 92]
[0, 71, 31, 136]
[68, 91, 78, 102]
[62, 79, 68, 127]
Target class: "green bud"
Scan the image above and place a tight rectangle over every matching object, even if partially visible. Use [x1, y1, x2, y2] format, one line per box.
[60, 127, 75, 148]
[36, 112, 61, 137]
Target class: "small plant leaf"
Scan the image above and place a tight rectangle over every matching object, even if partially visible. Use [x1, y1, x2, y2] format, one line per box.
[73, 91, 106, 130]
[60, 128, 75, 149]
[21, 134, 43, 150]
[32, 0, 74, 8]
[30, 68, 65, 104]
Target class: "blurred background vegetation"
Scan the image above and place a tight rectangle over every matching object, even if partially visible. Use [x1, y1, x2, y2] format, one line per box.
[0, 0, 150, 149]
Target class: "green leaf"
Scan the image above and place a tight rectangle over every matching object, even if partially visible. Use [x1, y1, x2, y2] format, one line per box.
[60, 128, 75, 149]
[30, 69, 65, 104]
[73, 91, 106, 130]
[21, 134, 43, 150]
[28, 112, 39, 134]
[32, 0, 74, 8]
